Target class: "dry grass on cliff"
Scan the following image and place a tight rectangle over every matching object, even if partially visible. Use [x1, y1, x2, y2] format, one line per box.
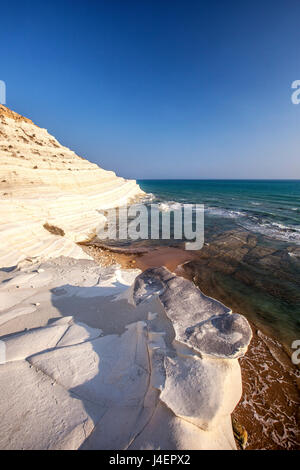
[43, 223, 65, 237]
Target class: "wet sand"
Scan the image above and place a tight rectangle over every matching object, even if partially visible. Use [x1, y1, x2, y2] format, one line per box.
[81, 244, 195, 272]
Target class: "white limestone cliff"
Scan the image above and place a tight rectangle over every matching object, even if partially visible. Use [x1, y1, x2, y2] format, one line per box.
[0, 105, 144, 267]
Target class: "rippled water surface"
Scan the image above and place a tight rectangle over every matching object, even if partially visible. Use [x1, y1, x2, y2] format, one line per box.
[136, 180, 300, 349]
[138, 179, 300, 244]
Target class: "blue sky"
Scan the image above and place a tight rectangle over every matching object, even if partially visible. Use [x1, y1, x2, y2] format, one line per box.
[1, 0, 300, 179]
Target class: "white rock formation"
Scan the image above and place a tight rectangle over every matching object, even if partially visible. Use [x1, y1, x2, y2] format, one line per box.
[0, 105, 252, 450]
[132, 267, 252, 359]
[0, 105, 144, 267]
[0, 258, 252, 450]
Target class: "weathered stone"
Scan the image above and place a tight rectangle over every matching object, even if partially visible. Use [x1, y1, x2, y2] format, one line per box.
[133, 267, 252, 359]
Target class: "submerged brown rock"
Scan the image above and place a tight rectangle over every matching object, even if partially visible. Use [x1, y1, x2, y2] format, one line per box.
[182, 229, 300, 349]
[180, 230, 300, 450]
[84, 235, 300, 450]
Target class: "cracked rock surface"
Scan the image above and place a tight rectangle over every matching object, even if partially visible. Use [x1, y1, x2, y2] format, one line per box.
[0, 259, 252, 449]
[133, 267, 252, 359]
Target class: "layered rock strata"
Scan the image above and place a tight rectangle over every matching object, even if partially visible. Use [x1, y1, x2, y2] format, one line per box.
[0, 105, 144, 267]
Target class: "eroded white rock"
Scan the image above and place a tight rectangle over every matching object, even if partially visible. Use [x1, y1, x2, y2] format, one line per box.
[0, 258, 251, 450]
[160, 354, 242, 431]
[133, 267, 252, 359]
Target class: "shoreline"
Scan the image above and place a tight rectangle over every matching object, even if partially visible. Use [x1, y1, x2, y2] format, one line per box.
[81, 240, 298, 356]
[81, 241, 300, 450]
[81, 240, 298, 350]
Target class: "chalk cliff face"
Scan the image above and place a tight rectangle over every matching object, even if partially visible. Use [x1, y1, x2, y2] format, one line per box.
[0, 105, 144, 267]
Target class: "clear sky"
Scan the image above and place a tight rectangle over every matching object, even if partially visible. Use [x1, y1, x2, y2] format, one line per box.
[1, 0, 300, 179]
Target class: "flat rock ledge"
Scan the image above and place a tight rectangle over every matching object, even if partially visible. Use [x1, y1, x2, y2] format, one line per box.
[0, 259, 252, 450]
[132, 267, 252, 359]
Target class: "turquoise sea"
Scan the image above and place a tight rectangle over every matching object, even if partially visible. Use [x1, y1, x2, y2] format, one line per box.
[138, 179, 300, 244]
[136, 180, 300, 349]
